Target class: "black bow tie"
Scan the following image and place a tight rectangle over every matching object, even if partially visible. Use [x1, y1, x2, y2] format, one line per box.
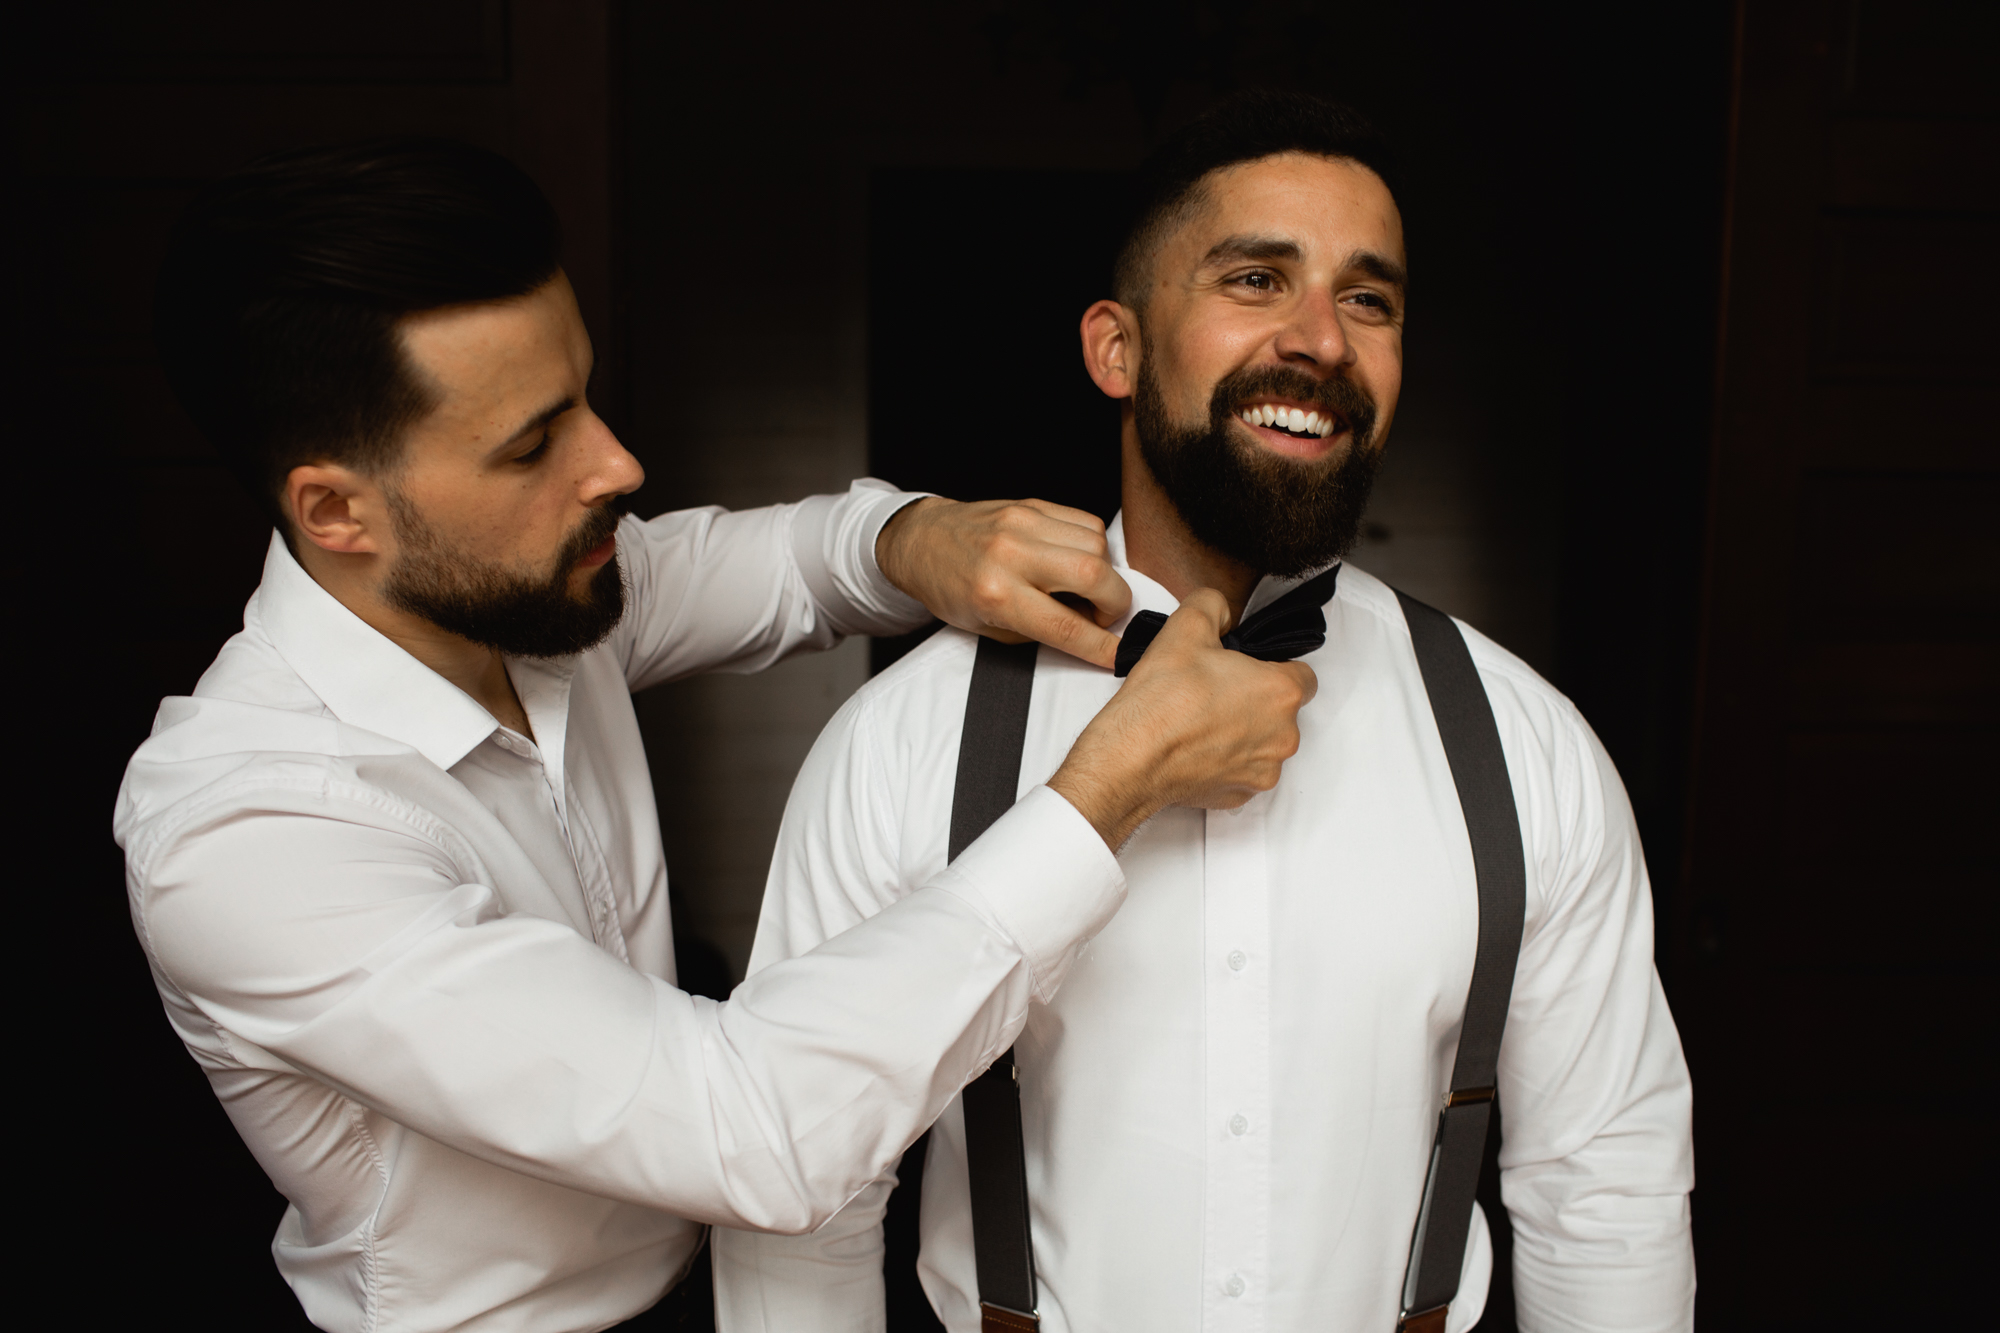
[1113, 564, 1342, 677]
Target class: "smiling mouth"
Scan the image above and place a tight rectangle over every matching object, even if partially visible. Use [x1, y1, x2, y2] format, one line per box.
[1236, 400, 1344, 440]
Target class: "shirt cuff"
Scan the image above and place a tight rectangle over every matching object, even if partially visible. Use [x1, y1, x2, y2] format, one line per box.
[931, 785, 1126, 1003]
[788, 478, 932, 637]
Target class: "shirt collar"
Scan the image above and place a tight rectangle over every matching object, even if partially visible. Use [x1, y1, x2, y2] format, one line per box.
[252, 531, 504, 772]
[1105, 511, 1336, 627]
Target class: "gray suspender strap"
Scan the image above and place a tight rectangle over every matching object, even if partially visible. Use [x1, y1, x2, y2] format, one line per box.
[947, 597, 1524, 1333]
[948, 636, 1043, 1333]
[1393, 590, 1527, 1333]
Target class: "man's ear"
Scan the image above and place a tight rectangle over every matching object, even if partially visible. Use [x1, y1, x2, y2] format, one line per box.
[1080, 300, 1140, 400]
[287, 463, 387, 556]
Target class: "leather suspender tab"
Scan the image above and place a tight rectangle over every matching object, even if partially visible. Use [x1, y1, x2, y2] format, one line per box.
[980, 1302, 1041, 1332]
[1395, 1306, 1449, 1333]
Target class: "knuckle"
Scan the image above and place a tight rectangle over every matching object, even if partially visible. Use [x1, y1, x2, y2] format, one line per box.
[1072, 551, 1114, 586]
[1004, 533, 1043, 569]
[971, 572, 1013, 611]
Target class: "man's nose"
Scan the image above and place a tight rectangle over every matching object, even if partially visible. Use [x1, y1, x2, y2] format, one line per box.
[1274, 288, 1354, 372]
[576, 412, 646, 504]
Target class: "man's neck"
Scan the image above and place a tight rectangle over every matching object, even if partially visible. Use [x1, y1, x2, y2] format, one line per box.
[1117, 420, 1262, 626]
[292, 539, 533, 738]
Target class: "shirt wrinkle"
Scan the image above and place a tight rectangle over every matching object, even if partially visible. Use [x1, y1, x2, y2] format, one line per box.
[713, 547, 1694, 1333]
[114, 481, 1125, 1333]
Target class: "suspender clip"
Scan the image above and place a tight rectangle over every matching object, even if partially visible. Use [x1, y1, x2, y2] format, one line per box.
[1444, 1085, 1495, 1108]
[1395, 1304, 1449, 1333]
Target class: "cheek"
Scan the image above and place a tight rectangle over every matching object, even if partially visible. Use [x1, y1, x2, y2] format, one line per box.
[1351, 330, 1402, 398]
[1164, 321, 1262, 413]
[446, 477, 567, 559]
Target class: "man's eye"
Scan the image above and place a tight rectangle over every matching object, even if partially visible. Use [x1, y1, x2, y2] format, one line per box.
[1238, 272, 1276, 291]
[1344, 291, 1396, 316]
[518, 434, 552, 463]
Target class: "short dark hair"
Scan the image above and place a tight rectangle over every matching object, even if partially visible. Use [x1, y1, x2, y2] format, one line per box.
[155, 138, 562, 519]
[1113, 90, 1397, 309]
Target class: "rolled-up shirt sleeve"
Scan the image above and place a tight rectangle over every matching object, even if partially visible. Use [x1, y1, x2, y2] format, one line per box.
[133, 774, 1121, 1236]
[614, 479, 931, 692]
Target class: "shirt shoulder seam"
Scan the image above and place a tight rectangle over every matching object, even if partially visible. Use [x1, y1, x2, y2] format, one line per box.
[127, 770, 481, 900]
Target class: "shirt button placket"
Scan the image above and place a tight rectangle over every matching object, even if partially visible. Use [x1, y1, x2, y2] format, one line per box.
[1203, 801, 1271, 1331]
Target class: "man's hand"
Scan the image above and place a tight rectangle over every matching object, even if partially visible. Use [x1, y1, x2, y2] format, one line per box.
[1049, 590, 1317, 850]
[876, 497, 1133, 670]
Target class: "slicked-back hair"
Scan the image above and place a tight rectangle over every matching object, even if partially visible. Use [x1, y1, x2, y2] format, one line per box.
[155, 138, 563, 521]
[1113, 90, 1397, 310]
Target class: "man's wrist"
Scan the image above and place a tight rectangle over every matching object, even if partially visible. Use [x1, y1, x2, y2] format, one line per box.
[1048, 760, 1158, 853]
[872, 494, 947, 602]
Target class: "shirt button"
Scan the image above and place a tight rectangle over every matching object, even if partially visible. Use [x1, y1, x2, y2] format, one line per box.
[1224, 1273, 1246, 1298]
[1229, 1113, 1249, 1136]
[1226, 950, 1247, 971]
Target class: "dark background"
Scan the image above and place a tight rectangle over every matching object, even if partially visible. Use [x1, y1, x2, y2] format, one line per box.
[17, 2, 1995, 1329]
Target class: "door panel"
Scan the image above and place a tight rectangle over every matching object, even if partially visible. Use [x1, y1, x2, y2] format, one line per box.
[1680, 2, 1998, 1325]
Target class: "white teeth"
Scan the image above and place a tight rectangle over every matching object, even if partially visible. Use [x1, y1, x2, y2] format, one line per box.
[1244, 402, 1339, 437]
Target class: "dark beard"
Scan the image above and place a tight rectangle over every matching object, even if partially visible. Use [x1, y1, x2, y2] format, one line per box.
[1134, 357, 1383, 577]
[383, 495, 627, 658]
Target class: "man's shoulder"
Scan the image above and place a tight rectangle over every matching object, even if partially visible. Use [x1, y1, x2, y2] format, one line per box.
[838, 623, 982, 731]
[833, 626, 1109, 749]
[116, 698, 442, 860]
[1334, 563, 1594, 747]
[114, 611, 456, 882]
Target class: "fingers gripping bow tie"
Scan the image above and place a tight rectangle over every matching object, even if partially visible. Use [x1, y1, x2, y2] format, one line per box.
[1112, 564, 1341, 678]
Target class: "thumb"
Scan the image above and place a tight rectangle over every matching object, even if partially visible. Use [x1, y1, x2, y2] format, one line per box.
[1269, 658, 1320, 707]
[1155, 588, 1234, 648]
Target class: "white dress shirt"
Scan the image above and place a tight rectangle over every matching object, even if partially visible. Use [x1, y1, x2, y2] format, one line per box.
[714, 516, 1695, 1333]
[113, 480, 1128, 1333]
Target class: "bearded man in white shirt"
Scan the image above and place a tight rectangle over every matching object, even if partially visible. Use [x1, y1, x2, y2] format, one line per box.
[714, 92, 1696, 1333]
[113, 139, 1318, 1333]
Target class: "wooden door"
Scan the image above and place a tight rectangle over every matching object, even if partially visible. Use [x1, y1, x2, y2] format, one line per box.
[1680, 2, 1997, 1325]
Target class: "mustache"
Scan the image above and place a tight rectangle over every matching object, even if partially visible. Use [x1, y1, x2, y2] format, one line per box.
[1210, 365, 1377, 438]
[558, 503, 625, 571]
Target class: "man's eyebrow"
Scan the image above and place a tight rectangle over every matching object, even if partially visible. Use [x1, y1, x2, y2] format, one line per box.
[494, 395, 577, 451]
[1199, 233, 1304, 267]
[1344, 249, 1409, 290]
[1197, 237, 1408, 290]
